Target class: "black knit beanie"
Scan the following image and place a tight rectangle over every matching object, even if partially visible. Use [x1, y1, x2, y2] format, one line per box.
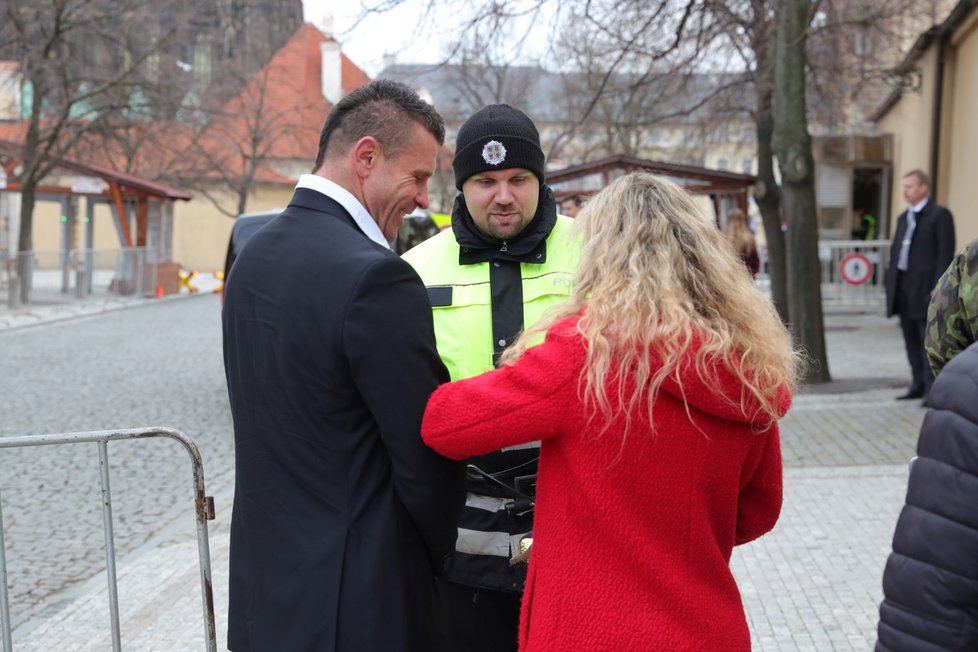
[452, 104, 545, 190]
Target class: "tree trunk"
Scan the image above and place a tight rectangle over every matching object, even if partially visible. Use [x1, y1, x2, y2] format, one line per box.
[16, 74, 44, 306]
[773, 0, 830, 383]
[236, 186, 248, 217]
[16, 180, 36, 305]
[752, 43, 788, 324]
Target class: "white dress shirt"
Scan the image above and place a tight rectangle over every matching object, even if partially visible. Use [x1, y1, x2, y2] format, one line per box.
[896, 198, 929, 271]
[295, 174, 391, 250]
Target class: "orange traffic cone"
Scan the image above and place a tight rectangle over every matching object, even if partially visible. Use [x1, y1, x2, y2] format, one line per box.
[155, 284, 165, 298]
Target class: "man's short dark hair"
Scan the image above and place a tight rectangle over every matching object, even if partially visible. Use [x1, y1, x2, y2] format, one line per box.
[904, 169, 931, 187]
[314, 79, 445, 171]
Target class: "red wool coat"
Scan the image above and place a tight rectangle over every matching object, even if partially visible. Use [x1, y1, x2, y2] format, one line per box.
[422, 316, 789, 652]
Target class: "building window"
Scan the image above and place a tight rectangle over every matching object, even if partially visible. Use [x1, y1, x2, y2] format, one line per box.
[741, 159, 753, 174]
[716, 158, 728, 171]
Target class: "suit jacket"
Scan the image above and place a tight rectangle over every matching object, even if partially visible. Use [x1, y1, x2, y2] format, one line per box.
[222, 188, 464, 652]
[885, 200, 955, 319]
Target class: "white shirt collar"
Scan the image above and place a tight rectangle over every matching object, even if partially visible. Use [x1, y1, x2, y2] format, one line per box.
[910, 198, 928, 214]
[295, 174, 391, 250]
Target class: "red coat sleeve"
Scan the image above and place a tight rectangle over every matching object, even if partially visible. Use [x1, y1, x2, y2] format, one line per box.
[735, 425, 783, 545]
[422, 321, 582, 460]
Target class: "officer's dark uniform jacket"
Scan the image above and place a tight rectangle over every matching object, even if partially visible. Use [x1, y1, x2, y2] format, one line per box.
[876, 341, 978, 650]
[403, 186, 579, 591]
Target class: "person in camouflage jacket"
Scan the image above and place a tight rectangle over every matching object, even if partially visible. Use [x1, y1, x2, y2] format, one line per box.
[925, 239, 978, 375]
[876, 238, 978, 650]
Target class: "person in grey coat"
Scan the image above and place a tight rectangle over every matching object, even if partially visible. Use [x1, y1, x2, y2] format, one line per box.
[876, 247, 978, 650]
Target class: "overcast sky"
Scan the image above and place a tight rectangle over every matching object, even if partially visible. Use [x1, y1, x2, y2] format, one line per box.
[302, 0, 554, 77]
[302, 1, 448, 76]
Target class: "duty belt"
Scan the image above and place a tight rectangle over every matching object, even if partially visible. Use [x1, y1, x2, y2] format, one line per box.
[466, 464, 537, 503]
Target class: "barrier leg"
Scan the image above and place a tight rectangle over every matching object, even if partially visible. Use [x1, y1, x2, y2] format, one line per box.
[0, 491, 12, 652]
[98, 441, 122, 652]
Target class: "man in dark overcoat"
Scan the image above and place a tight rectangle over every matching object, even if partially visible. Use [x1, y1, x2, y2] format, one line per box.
[222, 79, 464, 651]
[885, 168, 955, 400]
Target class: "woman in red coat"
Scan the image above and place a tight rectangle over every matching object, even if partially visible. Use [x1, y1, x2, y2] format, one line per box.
[422, 172, 797, 652]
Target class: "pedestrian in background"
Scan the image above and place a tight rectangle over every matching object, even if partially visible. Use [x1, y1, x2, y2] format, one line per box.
[222, 79, 464, 652]
[560, 194, 584, 217]
[725, 208, 760, 278]
[403, 103, 579, 652]
[877, 238, 978, 651]
[422, 171, 797, 651]
[884, 169, 955, 401]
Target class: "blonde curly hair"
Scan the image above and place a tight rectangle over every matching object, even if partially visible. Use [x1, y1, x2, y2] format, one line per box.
[725, 208, 757, 258]
[503, 172, 798, 433]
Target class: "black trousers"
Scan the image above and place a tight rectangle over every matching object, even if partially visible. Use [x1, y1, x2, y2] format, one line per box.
[439, 581, 521, 652]
[896, 275, 934, 394]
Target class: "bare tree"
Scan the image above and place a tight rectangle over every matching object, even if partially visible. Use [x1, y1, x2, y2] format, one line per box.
[172, 58, 312, 218]
[0, 0, 190, 303]
[773, 0, 829, 382]
[358, 0, 942, 382]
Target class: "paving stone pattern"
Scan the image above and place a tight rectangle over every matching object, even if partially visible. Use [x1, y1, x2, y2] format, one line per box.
[0, 299, 931, 649]
[0, 294, 235, 630]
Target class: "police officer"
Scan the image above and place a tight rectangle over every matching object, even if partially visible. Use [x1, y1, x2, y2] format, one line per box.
[403, 104, 579, 652]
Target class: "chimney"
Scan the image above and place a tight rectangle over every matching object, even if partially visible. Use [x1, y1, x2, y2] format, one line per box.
[320, 40, 343, 106]
[318, 12, 334, 37]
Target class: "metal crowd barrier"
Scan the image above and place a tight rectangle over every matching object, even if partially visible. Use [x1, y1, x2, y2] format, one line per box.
[0, 428, 216, 652]
[818, 240, 891, 309]
[758, 240, 892, 311]
[1, 248, 160, 308]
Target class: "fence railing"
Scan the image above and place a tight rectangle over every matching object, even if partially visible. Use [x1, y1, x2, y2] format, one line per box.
[0, 428, 216, 652]
[818, 240, 890, 309]
[758, 240, 891, 310]
[1, 248, 160, 308]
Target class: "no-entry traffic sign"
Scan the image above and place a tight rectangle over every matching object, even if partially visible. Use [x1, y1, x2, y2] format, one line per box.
[839, 252, 874, 285]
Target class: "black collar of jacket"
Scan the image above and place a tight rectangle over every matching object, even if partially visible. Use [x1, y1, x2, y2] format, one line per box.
[452, 185, 558, 265]
[291, 187, 346, 215]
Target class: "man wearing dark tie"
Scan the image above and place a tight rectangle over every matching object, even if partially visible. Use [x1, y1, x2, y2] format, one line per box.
[885, 169, 955, 401]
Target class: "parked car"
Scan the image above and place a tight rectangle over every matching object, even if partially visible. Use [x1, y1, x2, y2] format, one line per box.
[222, 209, 281, 290]
[395, 208, 441, 253]
[221, 208, 442, 299]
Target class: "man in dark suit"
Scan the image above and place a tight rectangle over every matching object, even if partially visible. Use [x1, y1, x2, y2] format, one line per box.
[222, 79, 464, 651]
[885, 169, 955, 401]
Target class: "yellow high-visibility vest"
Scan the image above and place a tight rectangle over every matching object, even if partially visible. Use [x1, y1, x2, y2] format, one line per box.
[403, 215, 579, 381]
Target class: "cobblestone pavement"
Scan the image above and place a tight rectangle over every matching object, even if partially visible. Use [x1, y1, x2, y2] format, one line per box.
[733, 465, 909, 650]
[0, 294, 235, 630]
[2, 299, 928, 649]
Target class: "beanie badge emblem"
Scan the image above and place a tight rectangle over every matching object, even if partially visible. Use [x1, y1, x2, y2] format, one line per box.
[481, 141, 507, 166]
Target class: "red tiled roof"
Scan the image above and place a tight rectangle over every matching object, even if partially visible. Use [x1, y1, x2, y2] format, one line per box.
[0, 24, 372, 190]
[0, 122, 26, 141]
[221, 23, 371, 162]
[0, 138, 191, 200]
